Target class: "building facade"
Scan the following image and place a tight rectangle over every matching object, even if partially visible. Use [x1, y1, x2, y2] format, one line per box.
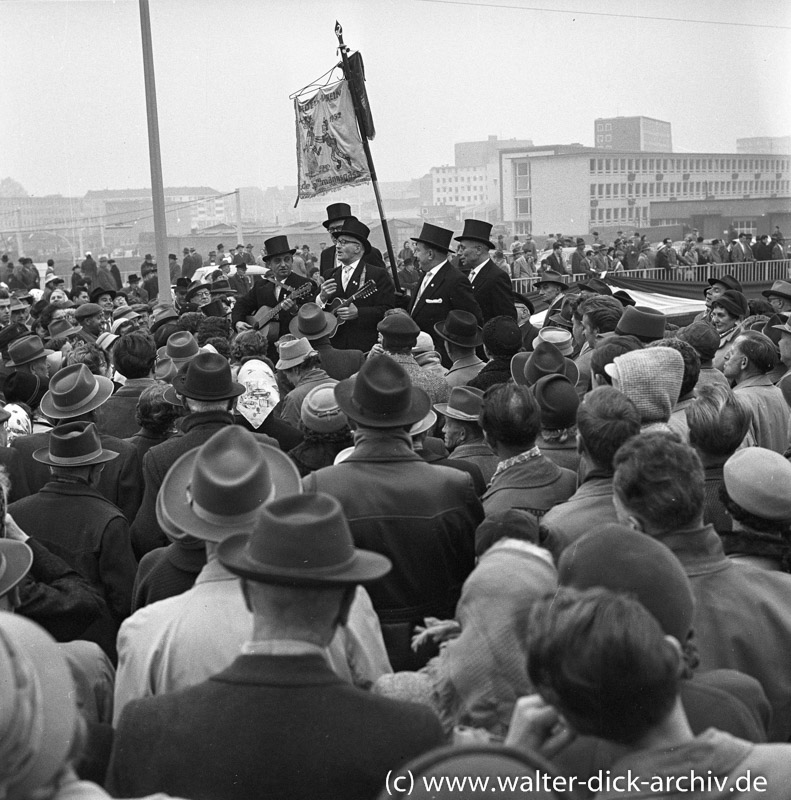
[737, 136, 791, 155]
[594, 117, 672, 153]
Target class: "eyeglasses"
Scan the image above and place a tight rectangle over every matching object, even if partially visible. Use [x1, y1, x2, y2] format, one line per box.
[335, 239, 357, 247]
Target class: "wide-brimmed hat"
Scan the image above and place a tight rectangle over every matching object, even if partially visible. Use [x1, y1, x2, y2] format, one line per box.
[5, 335, 54, 368]
[157, 331, 201, 366]
[218, 492, 391, 587]
[409, 409, 437, 437]
[0, 323, 31, 356]
[535, 271, 568, 290]
[156, 426, 302, 543]
[289, 302, 338, 340]
[762, 280, 791, 303]
[723, 447, 791, 521]
[96, 332, 120, 352]
[111, 314, 140, 335]
[185, 282, 212, 303]
[711, 290, 749, 320]
[433, 310, 483, 348]
[532, 373, 579, 429]
[39, 364, 114, 419]
[168, 352, 245, 401]
[210, 278, 237, 296]
[708, 275, 743, 293]
[377, 313, 420, 349]
[74, 302, 104, 321]
[33, 421, 118, 467]
[335, 354, 431, 428]
[615, 305, 667, 340]
[45, 274, 65, 287]
[275, 337, 318, 370]
[511, 341, 579, 387]
[322, 202, 352, 229]
[0, 539, 32, 597]
[89, 287, 116, 303]
[454, 219, 495, 250]
[332, 218, 372, 255]
[149, 305, 180, 334]
[434, 385, 485, 422]
[262, 235, 296, 262]
[578, 277, 613, 296]
[536, 327, 573, 356]
[411, 223, 454, 254]
[301, 385, 348, 433]
[46, 319, 82, 342]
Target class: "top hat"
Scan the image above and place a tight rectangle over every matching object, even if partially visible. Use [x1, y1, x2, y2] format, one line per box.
[262, 235, 297, 262]
[708, 275, 743, 293]
[6, 336, 54, 368]
[377, 314, 420, 349]
[335, 354, 431, 428]
[411, 223, 454, 254]
[454, 219, 495, 250]
[434, 385, 485, 422]
[275, 337, 318, 370]
[532, 373, 579, 429]
[332, 219, 372, 255]
[433, 310, 483, 348]
[157, 331, 201, 366]
[156, 426, 302, 543]
[39, 364, 114, 419]
[289, 302, 338, 340]
[615, 305, 667, 340]
[511, 341, 579, 387]
[218, 492, 391, 587]
[762, 280, 791, 303]
[169, 353, 245, 401]
[89, 287, 116, 303]
[33, 421, 118, 467]
[47, 318, 82, 342]
[535, 271, 568, 290]
[323, 202, 352, 229]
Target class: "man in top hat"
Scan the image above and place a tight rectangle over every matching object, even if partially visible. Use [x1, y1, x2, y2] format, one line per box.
[433, 309, 485, 387]
[290, 302, 365, 380]
[456, 219, 516, 323]
[316, 218, 394, 353]
[108, 491, 443, 800]
[535, 270, 568, 329]
[319, 202, 386, 278]
[129, 352, 277, 558]
[304, 355, 482, 671]
[409, 223, 482, 369]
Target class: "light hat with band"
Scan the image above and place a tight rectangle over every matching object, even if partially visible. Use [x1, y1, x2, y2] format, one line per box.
[300, 385, 348, 434]
[39, 364, 114, 419]
[434, 385, 485, 422]
[33, 421, 118, 467]
[275, 337, 318, 370]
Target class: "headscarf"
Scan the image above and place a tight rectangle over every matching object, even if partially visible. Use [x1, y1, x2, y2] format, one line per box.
[234, 359, 279, 429]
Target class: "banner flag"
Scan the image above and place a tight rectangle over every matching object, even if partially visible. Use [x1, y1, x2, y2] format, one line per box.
[295, 80, 370, 202]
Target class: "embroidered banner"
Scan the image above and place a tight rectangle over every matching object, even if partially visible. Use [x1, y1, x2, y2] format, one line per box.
[295, 80, 370, 201]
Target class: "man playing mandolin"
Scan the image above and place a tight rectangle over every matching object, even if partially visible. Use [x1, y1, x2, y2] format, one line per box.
[317, 219, 394, 352]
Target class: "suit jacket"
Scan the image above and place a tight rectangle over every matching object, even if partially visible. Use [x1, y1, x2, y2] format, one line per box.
[107, 652, 444, 800]
[542, 253, 565, 273]
[320, 242, 386, 278]
[470, 260, 516, 322]
[94, 378, 158, 440]
[325, 259, 394, 353]
[228, 272, 253, 296]
[541, 294, 566, 328]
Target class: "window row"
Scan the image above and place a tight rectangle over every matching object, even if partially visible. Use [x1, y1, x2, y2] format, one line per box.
[590, 206, 649, 222]
[589, 180, 790, 198]
[589, 156, 790, 175]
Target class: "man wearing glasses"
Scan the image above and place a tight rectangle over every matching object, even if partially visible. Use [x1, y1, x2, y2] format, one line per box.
[319, 202, 386, 279]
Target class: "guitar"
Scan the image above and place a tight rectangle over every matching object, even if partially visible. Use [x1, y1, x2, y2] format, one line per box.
[327, 280, 378, 328]
[245, 281, 315, 339]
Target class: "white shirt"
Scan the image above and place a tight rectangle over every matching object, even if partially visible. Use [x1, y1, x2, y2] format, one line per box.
[340, 258, 361, 291]
[414, 260, 447, 302]
[467, 259, 490, 284]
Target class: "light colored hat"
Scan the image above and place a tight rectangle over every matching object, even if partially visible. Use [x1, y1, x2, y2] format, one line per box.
[409, 409, 437, 437]
[301, 385, 347, 433]
[275, 337, 317, 370]
[723, 448, 791, 520]
[537, 327, 573, 356]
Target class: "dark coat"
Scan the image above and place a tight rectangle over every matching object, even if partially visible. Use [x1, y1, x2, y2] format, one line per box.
[0, 445, 30, 502]
[106, 653, 444, 800]
[320, 242, 386, 278]
[95, 378, 158, 440]
[325, 260, 394, 353]
[541, 253, 565, 273]
[467, 356, 513, 391]
[470, 260, 516, 322]
[313, 339, 366, 380]
[132, 542, 206, 612]
[228, 272, 253, 296]
[419, 436, 486, 496]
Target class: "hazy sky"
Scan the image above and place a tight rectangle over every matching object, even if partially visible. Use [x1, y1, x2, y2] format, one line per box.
[3, 0, 790, 197]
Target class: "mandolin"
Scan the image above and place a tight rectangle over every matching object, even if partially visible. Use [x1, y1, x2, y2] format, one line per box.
[327, 280, 377, 327]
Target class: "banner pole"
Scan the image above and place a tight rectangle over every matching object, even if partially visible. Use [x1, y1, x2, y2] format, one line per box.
[335, 22, 401, 293]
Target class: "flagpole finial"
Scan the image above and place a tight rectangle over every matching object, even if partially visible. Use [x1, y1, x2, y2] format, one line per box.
[335, 20, 343, 39]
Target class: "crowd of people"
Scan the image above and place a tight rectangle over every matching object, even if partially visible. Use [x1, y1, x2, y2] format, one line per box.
[0, 204, 790, 799]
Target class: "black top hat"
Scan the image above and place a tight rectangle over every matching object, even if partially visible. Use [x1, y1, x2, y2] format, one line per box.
[323, 202, 352, 229]
[169, 352, 245, 401]
[262, 235, 296, 262]
[455, 219, 495, 250]
[434, 310, 483, 348]
[90, 287, 116, 303]
[33, 421, 118, 467]
[332, 219, 372, 255]
[411, 223, 454, 254]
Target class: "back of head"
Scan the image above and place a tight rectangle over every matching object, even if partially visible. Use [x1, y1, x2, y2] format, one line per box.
[480, 383, 541, 449]
[113, 331, 156, 379]
[676, 322, 719, 364]
[135, 383, 181, 437]
[737, 330, 778, 375]
[648, 338, 700, 399]
[579, 296, 623, 334]
[482, 315, 522, 358]
[589, 335, 643, 385]
[610, 347, 684, 424]
[576, 386, 641, 470]
[687, 383, 750, 458]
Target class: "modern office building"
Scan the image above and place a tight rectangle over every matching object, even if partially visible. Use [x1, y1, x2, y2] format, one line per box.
[737, 136, 791, 155]
[594, 117, 672, 153]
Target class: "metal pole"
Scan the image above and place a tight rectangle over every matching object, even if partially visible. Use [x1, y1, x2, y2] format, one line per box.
[139, 0, 170, 302]
[13, 208, 24, 257]
[235, 189, 244, 247]
[335, 23, 401, 292]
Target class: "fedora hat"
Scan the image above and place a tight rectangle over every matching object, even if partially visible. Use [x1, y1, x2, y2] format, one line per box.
[210, 278, 237, 296]
[323, 202, 352, 229]
[762, 280, 791, 303]
[532, 373, 579, 429]
[185, 281, 212, 303]
[409, 409, 437, 437]
[578, 277, 613, 296]
[289, 302, 338, 340]
[149, 305, 180, 333]
[156, 426, 302, 543]
[433, 310, 483, 348]
[218, 492, 391, 587]
[89, 287, 116, 303]
[95, 331, 120, 352]
[535, 271, 568, 290]
[0, 323, 30, 355]
[615, 305, 667, 341]
[154, 355, 178, 383]
[39, 364, 114, 419]
[434, 385, 485, 422]
[332, 218, 372, 255]
[169, 352, 245, 401]
[0, 539, 32, 597]
[33, 421, 118, 467]
[275, 337, 318, 370]
[511, 341, 579, 387]
[454, 219, 495, 250]
[708, 274, 743, 293]
[157, 331, 201, 366]
[262, 235, 296, 262]
[5, 335, 53, 367]
[335, 354, 431, 428]
[411, 223, 454, 254]
[536, 327, 573, 356]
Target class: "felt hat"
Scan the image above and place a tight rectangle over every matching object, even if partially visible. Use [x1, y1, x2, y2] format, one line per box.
[300, 385, 348, 433]
[335, 354, 430, 428]
[96, 331, 120, 352]
[39, 364, 114, 419]
[275, 337, 318, 370]
[185, 281, 212, 303]
[200, 299, 228, 318]
[615, 305, 667, 341]
[377, 313, 420, 349]
[168, 352, 245, 401]
[332, 218, 372, 255]
[157, 331, 201, 366]
[89, 287, 115, 303]
[74, 302, 104, 321]
[127, 274, 140, 283]
[433, 310, 483, 348]
[154, 356, 178, 383]
[33, 421, 118, 467]
[454, 219, 495, 250]
[723, 448, 791, 521]
[613, 290, 636, 308]
[409, 409, 437, 437]
[535, 271, 568, 290]
[762, 280, 791, 303]
[711, 290, 749, 320]
[174, 277, 191, 289]
[5, 335, 53, 367]
[156, 425, 301, 543]
[289, 302, 338, 340]
[434, 385, 485, 422]
[3, 372, 46, 410]
[575, 237, 585, 246]
[677, 322, 720, 362]
[322, 202, 352, 229]
[536, 327, 573, 356]
[149, 305, 180, 334]
[708, 275, 743, 293]
[532, 373, 579, 429]
[0, 323, 30, 355]
[411, 223, 454, 254]
[0, 540, 32, 597]
[511, 341, 578, 387]
[578, 277, 613, 296]
[210, 278, 237, 296]
[262, 235, 296, 261]
[218, 492, 391, 587]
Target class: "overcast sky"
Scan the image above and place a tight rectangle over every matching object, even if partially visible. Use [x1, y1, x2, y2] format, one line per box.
[3, 0, 790, 198]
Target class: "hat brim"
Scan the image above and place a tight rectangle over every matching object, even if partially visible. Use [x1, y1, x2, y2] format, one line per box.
[169, 373, 246, 401]
[0, 540, 33, 596]
[32, 445, 119, 467]
[762, 290, 791, 302]
[185, 285, 212, 302]
[433, 402, 479, 422]
[91, 290, 116, 301]
[433, 320, 483, 348]
[211, 286, 238, 296]
[510, 352, 579, 387]
[535, 279, 568, 290]
[39, 374, 114, 419]
[454, 234, 495, 250]
[335, 377, 431, 428]
[262, 249, 297, 262]
[289, 312, 338, 341]
[217, 532, 392, 587]
[157, 443, 302, 543]
[47, 325, 82, 341]
[410, 236, 451, 253]
[332, 231, 372, 255]
[5, 348, 55, 368]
